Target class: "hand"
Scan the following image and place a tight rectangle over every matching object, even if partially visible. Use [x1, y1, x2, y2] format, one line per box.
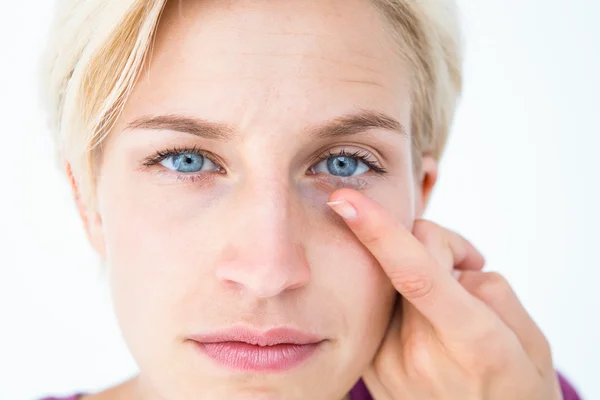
[327, 189, 563, 400]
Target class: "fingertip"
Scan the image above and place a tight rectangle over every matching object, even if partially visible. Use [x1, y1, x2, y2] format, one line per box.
[477, 252, 486, 270]
[327, 188, 360, 204]
[468, 241, 486, 270]
[326, 199, 358, 221]
[452, 269, 463, 280]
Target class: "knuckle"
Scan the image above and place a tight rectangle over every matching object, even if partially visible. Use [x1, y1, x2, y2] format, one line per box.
[486, 271, 509, 286]
[466, 322, 515, 373]
[472, 272, 512, 302]
[402, 334, 436, 380]
[483, 341, 515, 373]
[374, 346, 402, 383]
[412, 219, 442, 243]
[390, 267, 435, 299]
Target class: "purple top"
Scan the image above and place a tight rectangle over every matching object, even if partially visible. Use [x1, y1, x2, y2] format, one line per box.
[348, 373, 581, 399]
[41, 372, 581, 400]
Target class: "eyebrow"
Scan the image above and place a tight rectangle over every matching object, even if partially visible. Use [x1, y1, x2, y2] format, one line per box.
[125, 109, 407, 141]
[126, 114, 236, 141]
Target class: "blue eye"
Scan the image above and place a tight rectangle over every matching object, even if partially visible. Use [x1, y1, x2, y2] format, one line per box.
[146, 147, 386, 179]
[159, 152, 218, 173]
[312, 154, 371, 177]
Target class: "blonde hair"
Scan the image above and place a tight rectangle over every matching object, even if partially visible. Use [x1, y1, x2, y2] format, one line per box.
[42, 0, 463, 207]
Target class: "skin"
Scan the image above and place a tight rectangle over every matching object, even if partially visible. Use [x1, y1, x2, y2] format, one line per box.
[76, 0, 426, 398]
[70, 0, 561, 399]
[327, 192, 563, 400]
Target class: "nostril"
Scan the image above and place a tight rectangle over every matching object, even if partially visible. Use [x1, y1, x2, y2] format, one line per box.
[215, 257, 311, 298]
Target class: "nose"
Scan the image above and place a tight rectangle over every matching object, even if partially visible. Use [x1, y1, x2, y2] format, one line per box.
[215, 183, 311, 298]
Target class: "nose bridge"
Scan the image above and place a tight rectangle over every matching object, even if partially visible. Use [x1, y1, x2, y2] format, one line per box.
[215, 175, 311, 298]
[241, 175, 302, 262]
[250, 175, 295, 229]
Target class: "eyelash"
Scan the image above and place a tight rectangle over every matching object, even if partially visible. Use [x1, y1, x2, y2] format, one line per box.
[315, 148, 388, 175]
[141, 145, 388, 178]
[142, 145, 223, 170]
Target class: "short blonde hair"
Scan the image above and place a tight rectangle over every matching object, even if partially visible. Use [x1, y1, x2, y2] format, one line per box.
[42, 0, 463, 207]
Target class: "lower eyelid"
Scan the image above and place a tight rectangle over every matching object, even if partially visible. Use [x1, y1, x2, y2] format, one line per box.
[146, 167, 373, 193]
[313, 175, 370, 191]
[143, 148, 380, 184]
[149, 169, 219, 185]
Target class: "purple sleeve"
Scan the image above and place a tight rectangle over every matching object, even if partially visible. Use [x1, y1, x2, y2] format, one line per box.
[40, 374, 582, 400]
[559, 373, 582, 400]
[349, 372, 582, 400]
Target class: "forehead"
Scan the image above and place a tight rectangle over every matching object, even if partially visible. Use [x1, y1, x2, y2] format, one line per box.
[122, 0, 412, 131]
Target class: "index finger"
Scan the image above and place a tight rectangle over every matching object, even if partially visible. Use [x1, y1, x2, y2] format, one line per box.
[327, 189, 491, 334]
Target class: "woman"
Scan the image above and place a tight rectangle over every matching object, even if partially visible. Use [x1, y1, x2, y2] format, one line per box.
[41, 0, 581, 399]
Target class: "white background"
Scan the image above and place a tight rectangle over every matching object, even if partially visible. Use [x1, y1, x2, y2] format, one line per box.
[1, 1, 598, 399]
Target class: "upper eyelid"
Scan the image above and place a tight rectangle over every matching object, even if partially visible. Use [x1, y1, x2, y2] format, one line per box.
[143, 147, 220, 166]
[321, 148, 378, 160]
[316, 147, 385, 168]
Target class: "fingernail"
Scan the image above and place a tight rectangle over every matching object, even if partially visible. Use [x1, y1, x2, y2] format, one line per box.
[327, 200, 358, 221]
[452, 269, 462, 280]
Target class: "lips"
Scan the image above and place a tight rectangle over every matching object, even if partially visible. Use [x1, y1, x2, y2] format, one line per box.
[188, 327, 325, 372]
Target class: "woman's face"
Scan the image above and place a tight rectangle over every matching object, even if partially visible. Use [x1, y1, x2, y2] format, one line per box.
[87, 0, 431, 398]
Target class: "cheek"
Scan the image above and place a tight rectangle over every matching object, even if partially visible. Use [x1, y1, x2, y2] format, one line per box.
[312, 237, 396, 374]
[96, 145, 410, 373]
[301, 175, 410, 360]
[96, 167, 228, 340]
[304, 192, 399, 345]
[319, 232, 397, 322]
